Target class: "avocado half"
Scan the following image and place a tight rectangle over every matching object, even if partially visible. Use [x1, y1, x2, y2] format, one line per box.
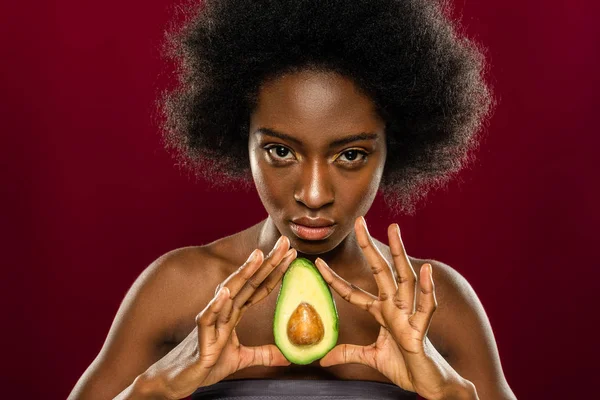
[273, 257, 339, 365]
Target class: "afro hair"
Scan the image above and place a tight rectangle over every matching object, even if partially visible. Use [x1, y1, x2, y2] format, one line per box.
[158, 0, 495, 215]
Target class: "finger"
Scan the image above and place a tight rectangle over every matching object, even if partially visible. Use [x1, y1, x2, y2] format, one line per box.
[355, 216, 397, 301]
[227, 248, 296, 325]
[408, 264, 437, 337]
[244, 248, 297, 307]
[197, 286, 231, 354]
[319, 343, 376, 369]
[216, 250, 264, 327]
[314, 257, 382, 324]
[219, 237, 290, 326]
[237, 344, 292, 370]
[388, 223, 417, 315]
[221, 249, 264, 299]
[233, 241, 293, 309]
[228, 236, 290, 298]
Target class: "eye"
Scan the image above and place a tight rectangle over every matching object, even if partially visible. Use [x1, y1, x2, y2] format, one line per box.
[337, 149, 368, 165]
[265, 145, 295, 162]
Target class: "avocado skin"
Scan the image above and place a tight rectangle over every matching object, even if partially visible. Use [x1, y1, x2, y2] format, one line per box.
[273, 257, 339, 365]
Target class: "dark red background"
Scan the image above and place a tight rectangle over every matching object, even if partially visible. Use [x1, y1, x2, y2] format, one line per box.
[2, 0, 598, 398]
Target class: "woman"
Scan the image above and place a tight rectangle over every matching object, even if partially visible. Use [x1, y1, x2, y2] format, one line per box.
[69, 0, 515, 399]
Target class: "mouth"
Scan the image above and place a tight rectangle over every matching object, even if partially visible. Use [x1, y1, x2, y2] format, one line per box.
[289, 222, 336, 241]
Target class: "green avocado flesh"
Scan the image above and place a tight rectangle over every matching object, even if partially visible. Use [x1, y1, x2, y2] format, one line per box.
[273, 257, 339, 365]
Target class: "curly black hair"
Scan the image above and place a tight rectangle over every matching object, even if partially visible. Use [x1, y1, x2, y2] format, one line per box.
[158, 0, 495, 215]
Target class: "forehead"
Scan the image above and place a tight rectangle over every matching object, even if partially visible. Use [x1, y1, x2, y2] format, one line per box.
[249, 70, 385, 144]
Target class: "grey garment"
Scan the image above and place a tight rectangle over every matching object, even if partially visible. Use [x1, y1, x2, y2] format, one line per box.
[191, 379, 418, 399]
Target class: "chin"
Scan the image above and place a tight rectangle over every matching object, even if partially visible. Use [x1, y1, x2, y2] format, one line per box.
[289, 236, 340, 256]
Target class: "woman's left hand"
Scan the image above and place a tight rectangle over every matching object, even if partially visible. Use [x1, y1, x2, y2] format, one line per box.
[314, 216, 476, 400]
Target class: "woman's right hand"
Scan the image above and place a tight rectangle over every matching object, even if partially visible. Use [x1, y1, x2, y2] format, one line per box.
[138, 236, 296, 400]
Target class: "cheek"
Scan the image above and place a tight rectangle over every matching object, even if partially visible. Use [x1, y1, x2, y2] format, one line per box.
[337, 150, 385, 207]
[339, 170, 382, 215]
[250, 149, 292, 211]
[256, 173, 288, 207]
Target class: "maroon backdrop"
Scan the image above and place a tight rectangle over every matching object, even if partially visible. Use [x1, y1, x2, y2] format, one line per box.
[2, 0, 598, 398]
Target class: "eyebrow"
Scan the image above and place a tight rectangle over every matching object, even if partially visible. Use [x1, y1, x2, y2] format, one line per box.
[255, 127, 379, 148]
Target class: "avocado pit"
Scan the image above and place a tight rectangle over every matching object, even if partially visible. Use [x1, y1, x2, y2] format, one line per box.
[286, 302, 325, 346]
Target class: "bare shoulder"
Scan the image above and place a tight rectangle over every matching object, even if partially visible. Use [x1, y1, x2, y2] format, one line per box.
[381, 255, 488, 353]
[410, 259, 488, 353]
[159, 224, 265, 340]
[417, 258, 479, 317]
[151, 218, 264, 303]
[371, 240, 515, 398]
[385, 253, 465, 356]
[413, 258, 516, 399]
[122, 246, 227, 347]
[147, 243, 241, 342]
[372, 241, 462, 354]
[121, 243, 239, 341]
[67, 245, 227, 400]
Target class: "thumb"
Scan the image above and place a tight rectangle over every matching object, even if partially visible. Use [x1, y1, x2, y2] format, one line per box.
[319, 344, 374, 368]
[237, 344, 291, 370]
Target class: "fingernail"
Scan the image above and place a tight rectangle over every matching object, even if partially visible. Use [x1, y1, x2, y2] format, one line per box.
[247, 249, 259, 263]
[275, 236, 285, 249]
[361, 216, 369, 233]
[395, 223, 401, 236]
[267, 237, 285, 258]
[284, 248, 295, 258]
[219, 286, 230, 298]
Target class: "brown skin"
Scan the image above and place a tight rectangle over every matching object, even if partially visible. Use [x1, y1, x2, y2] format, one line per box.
[248, 69, 387, 267]
[196, 220, 422, 382]
[237, 70, 443, 387]
[67, 70, 516, 399]
[230, 70, 392, 379]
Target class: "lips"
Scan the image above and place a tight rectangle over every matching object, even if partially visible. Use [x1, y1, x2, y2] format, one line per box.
[290, 217, 336, 241]
[291, 217, 335, 227]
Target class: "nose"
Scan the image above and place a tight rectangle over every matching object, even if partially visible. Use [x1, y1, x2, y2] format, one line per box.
[294, 159, 335, 209]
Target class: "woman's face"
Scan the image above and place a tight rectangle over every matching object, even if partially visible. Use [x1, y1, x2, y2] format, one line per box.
[248, 69, 387, 255]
